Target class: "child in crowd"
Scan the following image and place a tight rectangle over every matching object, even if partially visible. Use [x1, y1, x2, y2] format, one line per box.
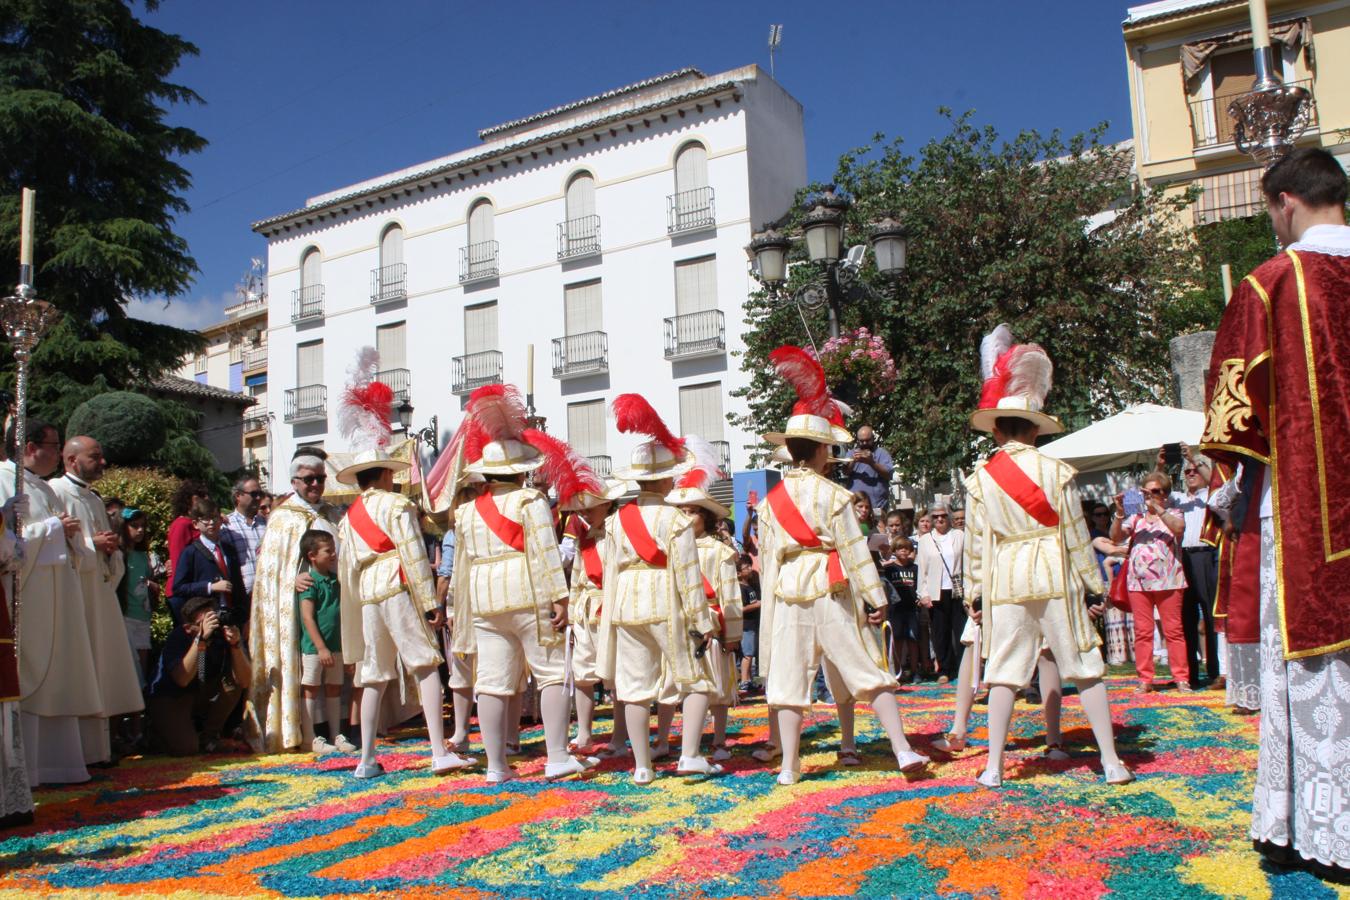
[295, 529, 357, 755]
[118, 507, 160, 684]
[883, 536, 921, 681]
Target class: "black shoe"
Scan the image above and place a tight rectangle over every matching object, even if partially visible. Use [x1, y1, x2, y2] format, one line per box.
[1254, 839, 1303, 869]
[1024, 690, 1043, 706]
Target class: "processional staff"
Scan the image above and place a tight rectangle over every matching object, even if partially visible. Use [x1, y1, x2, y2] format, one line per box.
[2, 188, 59, 660]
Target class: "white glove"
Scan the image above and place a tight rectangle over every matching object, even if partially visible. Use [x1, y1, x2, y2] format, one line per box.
[2, 493, 29, 525]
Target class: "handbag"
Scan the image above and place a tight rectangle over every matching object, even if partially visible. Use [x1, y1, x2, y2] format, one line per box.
[1107, 528, 1137, 612]
[937, 535, 964, 602]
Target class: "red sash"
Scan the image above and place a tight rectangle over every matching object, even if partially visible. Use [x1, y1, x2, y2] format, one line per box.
[619, 503, 667, 567]
[475, 492, 525, 552]
[766, 482, 847, 590]
[347, 497, 406, 585]
[984, 450, 1060, 527]
[701, 574, 716, 599]
[579, 538, 604, 589]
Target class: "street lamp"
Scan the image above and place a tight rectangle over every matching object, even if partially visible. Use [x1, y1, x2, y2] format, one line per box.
[397, 399, 438, 453]
[747, 187, 910, 340]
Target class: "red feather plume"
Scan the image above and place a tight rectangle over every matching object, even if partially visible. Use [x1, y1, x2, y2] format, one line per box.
[467, 384, 527, 443]
[769, 346, 830, 418]
[978, 348, 1015, 410]
[612, 394, 685, 456]
[522, 428, 602, 508]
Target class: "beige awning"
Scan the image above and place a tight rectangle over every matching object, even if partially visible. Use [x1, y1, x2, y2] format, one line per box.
[1181, 18, 1312, 84]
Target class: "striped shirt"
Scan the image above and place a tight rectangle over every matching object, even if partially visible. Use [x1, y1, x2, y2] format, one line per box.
[221, 510, 267, 594]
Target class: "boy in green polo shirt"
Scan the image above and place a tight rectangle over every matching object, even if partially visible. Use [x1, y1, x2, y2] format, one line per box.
[297, 530, 355, 755]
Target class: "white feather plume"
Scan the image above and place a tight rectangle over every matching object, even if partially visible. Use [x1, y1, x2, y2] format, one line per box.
[678, 434, 724, 488]
[979, 324, 1014, 381]
[337, 346, 394, 453]
[1004, 344, 1054, 410]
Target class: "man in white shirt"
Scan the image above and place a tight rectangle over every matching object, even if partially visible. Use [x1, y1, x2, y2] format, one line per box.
[1171, 444, 1218, 689]
[916, 502, 965, 684]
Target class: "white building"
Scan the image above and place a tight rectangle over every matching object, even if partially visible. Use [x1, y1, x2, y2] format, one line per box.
[252, 65, 805, 479]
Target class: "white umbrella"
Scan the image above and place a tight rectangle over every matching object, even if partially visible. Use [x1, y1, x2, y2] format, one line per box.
[1040, 403, 1204, 473]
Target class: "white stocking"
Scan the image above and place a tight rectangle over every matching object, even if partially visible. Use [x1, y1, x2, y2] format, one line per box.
[983, 684, 1016, 777]
[1038, 654, 1063, 745]
[477, 693, 510, 773]
[449, 687, 473, 745]
[359, 682, 387, 766]
[1073, 678, 1122, 767]
[540, 684, 571, 764]
[679, 693, 710, 760]
[301, 692, 317, 746]
[775, 707, 804, 775]
[625, 701, 653, 771]
[417, 667, 446, 757]
[574, 682, 596, 746]
[869, 690, 915, 756]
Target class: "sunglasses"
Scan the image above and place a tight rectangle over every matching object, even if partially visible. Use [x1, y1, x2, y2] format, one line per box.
[1144, 487, 1168, 497]
[1183, 468, 1200, 476]
[240, 490, 264, 499]
[295, 474, 327, 486]
[932, 514, 949, 520]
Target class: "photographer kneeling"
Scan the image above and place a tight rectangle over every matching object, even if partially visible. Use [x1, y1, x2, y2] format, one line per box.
[146, 595, 252, 755]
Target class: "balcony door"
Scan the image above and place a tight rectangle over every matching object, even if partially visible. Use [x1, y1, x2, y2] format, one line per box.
[464, 302, 498, 355]
[1211, 50, 1256, 145]
[567, 400, 606, 458]
[380, 224, 403, 268]
[564, 280, 602, 336]
[296, 340, 323, 387]
[678, 382, 725, 442]
[674, 142, 708, 195]
[675, 256, 717, 316]
[565, 172, 596, 222]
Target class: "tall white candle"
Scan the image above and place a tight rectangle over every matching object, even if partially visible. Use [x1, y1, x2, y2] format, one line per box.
[526, 343, 534, 395]
[1221, 264, 1234, 304]
[1249, 0, 1270, 49]
[19, 187, 35, 269]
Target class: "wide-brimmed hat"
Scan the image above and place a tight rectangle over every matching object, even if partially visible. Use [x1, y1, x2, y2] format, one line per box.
[760, 346, 854, 447]
[664, 484, 730, 519]
[763, 413, 853, 447]
[969, 325, 1064, 436]
[612, 440, 692, 481]
[335, 448, 410, 485]
[465, 438, 544, 475]
[769, 444, 850, 466]
[561, 477, 628, 512]
[611, 394, 694, 482]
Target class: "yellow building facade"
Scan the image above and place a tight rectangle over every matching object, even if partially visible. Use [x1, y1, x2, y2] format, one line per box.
[1123, 0, 1350, 223]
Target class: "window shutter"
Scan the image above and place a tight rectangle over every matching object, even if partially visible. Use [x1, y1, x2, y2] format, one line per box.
[376, 322, 407, 369]
[675, 143, 708, 194]
[567, 400, 606, 457]
[679, 382, 724, 441]
[674, 256, 717, 316]
[464, 302, 499, 354]
[296, 340, 323, 386]
[301, 249, 321, 289]
[468, 201, 495, 245]
[564, 281, 603, 335]
[380, 225, 403, 267]
[566, 173, 596, 221]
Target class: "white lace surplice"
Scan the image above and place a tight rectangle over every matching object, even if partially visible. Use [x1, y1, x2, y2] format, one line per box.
[1251, 518, 1350, 870]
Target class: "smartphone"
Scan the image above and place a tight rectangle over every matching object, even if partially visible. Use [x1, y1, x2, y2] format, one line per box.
[1123, 488, 1145, 518]
[1162, 443, 1182, 468]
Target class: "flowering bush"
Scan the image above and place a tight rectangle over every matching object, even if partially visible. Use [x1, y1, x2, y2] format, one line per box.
[812, 327, 898, 400]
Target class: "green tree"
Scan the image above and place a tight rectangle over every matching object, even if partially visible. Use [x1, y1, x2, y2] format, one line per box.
[1163, 215, 1277, 338]
[66, 390, 167, 464]
[0, 0, 206, 426]
[733, 113, 1203, 484]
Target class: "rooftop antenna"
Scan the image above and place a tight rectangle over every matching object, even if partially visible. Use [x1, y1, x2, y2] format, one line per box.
[768, 24, 783, 78]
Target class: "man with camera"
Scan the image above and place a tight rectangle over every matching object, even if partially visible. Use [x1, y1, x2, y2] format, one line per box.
[145, 595, 252, 755]
[843, 425, 893, 511]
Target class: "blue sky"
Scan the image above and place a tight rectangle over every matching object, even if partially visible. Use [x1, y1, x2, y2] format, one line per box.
[131, 0, 1136, 330]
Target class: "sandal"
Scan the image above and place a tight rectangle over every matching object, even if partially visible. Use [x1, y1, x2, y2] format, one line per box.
[837, 748, 863, 766]
[751, 744, 781, 763]
[1134, 683, 1155, 694]
[1044, 742, 1070, 761]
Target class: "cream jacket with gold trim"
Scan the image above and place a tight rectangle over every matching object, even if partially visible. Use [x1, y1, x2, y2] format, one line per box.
[756, 467, 888, 675]
[596, 493, 715, 688]
[450, 482, 568, 655]
[696, 534, 742, 643]
[963, 440, 1105, 657]
[338, 487, 439, 667]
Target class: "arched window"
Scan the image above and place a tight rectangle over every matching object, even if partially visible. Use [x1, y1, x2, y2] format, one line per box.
[300, 246, 321, 289]
[294, 246, 324, 319]
[565, 172, 595, 222]
[674, 142, 708, 195]
[463, 199, 498, 281]
[379, 223, 403, 268]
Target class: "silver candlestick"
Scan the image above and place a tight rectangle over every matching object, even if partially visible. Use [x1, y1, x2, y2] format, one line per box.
[1, 275, 58, 661]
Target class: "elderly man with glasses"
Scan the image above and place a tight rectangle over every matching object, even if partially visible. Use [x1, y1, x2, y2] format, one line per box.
[249, 448, 342, 752]
[1171, 444, 1220, 689]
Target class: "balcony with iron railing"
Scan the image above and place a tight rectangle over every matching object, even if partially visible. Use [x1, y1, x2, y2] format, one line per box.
[1188, 79, 1316, 150]
[664, 309, 725, 360]
[291, 284, 324, 322]
[284, 385, 327, 424]
[242, 408, 270, 435]
[451, 350, 503, 395]
[585, 455, 612, 477]
[551, 331, 608, 378]
[557, 215, 601, 260]
[375, 367, 411, 403]
[711, 441, 731, 476]
[667, 186, 716, 235]
[371, 262, 407, 304]
[241, 345, 268, 372]
[459, 241, 499, 284]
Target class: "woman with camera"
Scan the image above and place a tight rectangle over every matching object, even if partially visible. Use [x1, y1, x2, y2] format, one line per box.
[1110, 472, 1190, 693]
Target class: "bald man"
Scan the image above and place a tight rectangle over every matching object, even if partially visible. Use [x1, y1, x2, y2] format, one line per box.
[51, 436, 144, 765]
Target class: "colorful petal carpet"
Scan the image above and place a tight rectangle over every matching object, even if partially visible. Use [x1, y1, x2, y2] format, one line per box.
[0, 678, 1344, 899]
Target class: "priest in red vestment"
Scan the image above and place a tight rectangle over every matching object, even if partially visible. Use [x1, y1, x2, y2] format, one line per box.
[1200, 147, 1349, 881]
